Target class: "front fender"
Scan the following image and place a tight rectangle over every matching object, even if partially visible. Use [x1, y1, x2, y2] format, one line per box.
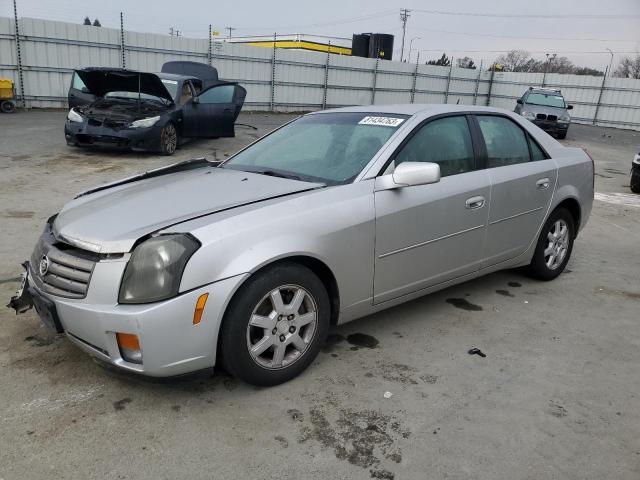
[172, 181, 376, 313]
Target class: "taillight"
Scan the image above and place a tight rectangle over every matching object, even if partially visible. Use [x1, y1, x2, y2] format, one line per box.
[582, 148, 595, 190]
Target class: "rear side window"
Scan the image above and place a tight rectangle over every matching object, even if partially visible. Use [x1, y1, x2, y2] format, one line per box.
[395, 116, 475, 177]
[528, 134, 548, 161]
[477, 115, 530, 167]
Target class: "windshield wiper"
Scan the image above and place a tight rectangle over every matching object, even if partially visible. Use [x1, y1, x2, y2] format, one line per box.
[248, 169, 302, 181]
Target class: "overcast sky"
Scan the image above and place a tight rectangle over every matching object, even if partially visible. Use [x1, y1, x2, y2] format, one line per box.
[4, 0, 639, 70]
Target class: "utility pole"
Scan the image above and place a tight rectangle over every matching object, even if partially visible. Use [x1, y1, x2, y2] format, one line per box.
[226, 27, 236, 38]
[169, 27, 181, 37]
[606, 48, 614, 77]
[399, 8, 411, 62]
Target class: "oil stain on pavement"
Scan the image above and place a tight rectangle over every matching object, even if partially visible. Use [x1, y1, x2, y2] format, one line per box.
[446, 298, 483, 311]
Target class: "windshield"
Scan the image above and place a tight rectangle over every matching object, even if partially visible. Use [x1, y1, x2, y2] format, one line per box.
[526, 93, 566, 108]
[104, 91, 170, 105]
[160, 79, 179, 99]
[223, 112, 408, 185]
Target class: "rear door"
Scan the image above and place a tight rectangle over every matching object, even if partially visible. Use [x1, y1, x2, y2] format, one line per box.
[68, 72, 96, 107]
[182, 84, 247, 138]
[473, 114, 557, 266]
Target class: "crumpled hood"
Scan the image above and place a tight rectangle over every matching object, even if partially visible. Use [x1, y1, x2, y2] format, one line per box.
[53, 167, 322, 253]
[76, 68, 174, 103]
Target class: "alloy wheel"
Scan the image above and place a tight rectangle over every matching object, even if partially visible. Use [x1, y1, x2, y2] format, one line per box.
[544, 219, 569, 270]
[246, 284, 318, 370]
[161, 124, 177, 154]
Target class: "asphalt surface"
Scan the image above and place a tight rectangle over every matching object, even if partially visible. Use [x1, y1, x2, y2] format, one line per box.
[1, 111, 639, 480]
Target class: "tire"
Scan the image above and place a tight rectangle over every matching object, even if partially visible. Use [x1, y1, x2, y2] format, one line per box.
[556, 129, 567, 140]
[220, 262, 330, 386]
[159, 122, 177, 155]
[526, 208, 575, 280]
[630, 171, 640, 194]
[1, 100, 16, 113]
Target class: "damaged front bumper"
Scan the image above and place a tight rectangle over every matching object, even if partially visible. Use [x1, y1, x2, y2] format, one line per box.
[64, 120, 163, 151]
[7, 260, 249, 377]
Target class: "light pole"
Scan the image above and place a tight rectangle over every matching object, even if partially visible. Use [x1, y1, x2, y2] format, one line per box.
[606, 48, 614, 77]
[408, 37, 420, 63]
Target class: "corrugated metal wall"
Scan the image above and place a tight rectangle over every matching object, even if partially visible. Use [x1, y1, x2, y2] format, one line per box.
[1, 17, 639, 129]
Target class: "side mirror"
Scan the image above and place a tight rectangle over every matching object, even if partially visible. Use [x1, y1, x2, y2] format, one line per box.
[377, 162, 441, 191]
[566, 104, 573, 110]
[516, 99, 523, 105]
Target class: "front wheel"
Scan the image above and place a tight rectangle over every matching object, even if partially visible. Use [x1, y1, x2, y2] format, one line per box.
[630, 170, 640, 194]
[220, 263, 330, 386]
[159, 122, 177, 155]
[526, 208, 575, 280]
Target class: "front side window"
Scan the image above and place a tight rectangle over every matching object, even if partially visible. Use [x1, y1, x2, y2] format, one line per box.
[529, 135, 548, 161]
[477, 115, 530, 168]
[198, 85, 235, 104]
[224, 112, 407, 185]
[72, 73, 87, 90]
[394, 115, 475, 177]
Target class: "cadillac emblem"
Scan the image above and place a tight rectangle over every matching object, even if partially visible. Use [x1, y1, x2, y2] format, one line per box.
[39, 255, 50, 276]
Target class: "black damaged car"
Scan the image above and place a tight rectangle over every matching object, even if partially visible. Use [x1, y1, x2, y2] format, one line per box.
[64, 62, 246, 155]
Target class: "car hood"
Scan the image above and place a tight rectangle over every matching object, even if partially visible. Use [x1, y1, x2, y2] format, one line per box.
[53, 167, 323, 253]
[76, 68, 174, 103]
[523, 103, 568, 116]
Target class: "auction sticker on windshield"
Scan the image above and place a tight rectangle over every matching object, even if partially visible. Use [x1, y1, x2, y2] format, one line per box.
[358, 116, 405, 127]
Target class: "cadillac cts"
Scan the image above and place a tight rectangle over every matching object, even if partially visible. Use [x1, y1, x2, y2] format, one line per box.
[9, 105, 594, 386]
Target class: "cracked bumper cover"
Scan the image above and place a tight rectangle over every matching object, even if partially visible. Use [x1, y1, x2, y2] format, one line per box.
[64, 120, 164, 151]
[9, 261, 249, 377]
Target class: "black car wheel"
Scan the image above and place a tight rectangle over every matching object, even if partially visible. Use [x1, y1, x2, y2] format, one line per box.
[631, 170, 640, 194]
[556, 129, 568, 140]
[159, 122, 177, 156]
[1, 100, 16, 113]
[219, 262, 330, 386]
[526, 208, 575, 281]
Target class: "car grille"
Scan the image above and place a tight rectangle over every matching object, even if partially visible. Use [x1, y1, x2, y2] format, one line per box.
[30, 223, 99, 299]
[536, 113, 547, 120]
[547, 115, 558, 122]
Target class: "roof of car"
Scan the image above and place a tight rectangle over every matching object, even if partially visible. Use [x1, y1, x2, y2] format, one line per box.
[316, 104, 520, 117]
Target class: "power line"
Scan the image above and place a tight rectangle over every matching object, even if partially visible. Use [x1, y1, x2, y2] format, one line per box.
[399, 8, 411, 62]
[225, 26, 236, 38]
[412, 9, 640, 19]
[233, 9, 396, 32]
[409, 26, 639, 43]
[417, 48, 638, 55]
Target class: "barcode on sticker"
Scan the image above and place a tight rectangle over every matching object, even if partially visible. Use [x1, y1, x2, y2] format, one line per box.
[358, 116, 405, 127]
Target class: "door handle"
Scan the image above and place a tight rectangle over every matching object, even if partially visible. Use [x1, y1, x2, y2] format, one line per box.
[465, 196, 485, 210]
[536, 178, 550, 190]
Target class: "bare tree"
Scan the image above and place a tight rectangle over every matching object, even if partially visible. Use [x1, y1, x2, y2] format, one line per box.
[614, 54, 640, 79]
[494, 50, 539, 72]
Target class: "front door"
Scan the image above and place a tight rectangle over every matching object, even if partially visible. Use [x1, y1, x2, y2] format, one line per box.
[183, 84, 247, 138]
[374, 115, 490, 304]
[473, 114, 558, 266]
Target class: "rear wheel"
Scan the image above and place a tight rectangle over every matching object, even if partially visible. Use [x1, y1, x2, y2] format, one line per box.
[1, 100, 16, 113]
[526, 208, 575, 280]
[220, 263, 330, 386]
[159, 122, 177, 155]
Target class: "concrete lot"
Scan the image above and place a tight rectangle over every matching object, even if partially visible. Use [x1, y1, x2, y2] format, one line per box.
[1, 111, 639, 480]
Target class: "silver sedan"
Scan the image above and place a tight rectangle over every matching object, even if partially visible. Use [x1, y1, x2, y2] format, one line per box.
[10, 105, 594, 386]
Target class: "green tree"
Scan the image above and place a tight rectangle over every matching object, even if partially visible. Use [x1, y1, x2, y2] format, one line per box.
[92, 18, 101, 27]
[83, 16, 91, 26]
[427, 53, 451, 67]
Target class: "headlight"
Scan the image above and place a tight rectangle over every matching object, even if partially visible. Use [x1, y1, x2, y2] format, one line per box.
[130, 116, 161, 128]
[521, 110, 536, 120]
[118, 234, 200, 304]
[559, 113, 571, 122]
[633, 154, 640, 165]
[67, 108, 83, 123]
